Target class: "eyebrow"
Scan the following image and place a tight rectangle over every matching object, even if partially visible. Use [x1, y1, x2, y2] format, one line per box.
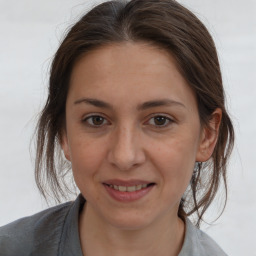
[137, 99, 185, 111]
[74, 98, 185, 110]
[74, 98, 113, 109]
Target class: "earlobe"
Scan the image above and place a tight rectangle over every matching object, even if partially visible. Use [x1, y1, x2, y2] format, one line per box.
[196, 108, 222, 162]
[60, 132, 71, 161]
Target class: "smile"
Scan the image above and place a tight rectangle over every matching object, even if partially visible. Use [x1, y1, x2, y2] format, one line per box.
[106, 184, 152, 192]
[103, 181, 155, 202]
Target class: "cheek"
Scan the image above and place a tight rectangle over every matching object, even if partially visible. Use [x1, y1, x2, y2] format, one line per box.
[68, 137, 106, 184]
[152, 135, 198, 193]
[70, 140, 107, 203]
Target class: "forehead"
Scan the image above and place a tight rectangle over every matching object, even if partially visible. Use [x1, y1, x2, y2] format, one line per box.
[70, 42, 182, 82]
[68, 42, 196, 109]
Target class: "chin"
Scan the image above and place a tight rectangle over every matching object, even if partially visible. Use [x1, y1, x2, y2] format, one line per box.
[104, 209, 157, 231]
[110, 218, 151, 231]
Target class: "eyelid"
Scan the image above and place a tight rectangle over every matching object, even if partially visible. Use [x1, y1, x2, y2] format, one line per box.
[81, 113, 175, 128]
[82, 113, 111, 127]
[144, 113, 175, 128]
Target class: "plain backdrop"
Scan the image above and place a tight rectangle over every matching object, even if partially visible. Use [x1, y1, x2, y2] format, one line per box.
[0, 1, 255, 255]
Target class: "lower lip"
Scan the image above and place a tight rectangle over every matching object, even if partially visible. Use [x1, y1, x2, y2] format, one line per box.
[103, 184, 155, 202]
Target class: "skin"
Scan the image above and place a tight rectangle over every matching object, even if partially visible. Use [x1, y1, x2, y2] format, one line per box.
[61, 42, 221, 256]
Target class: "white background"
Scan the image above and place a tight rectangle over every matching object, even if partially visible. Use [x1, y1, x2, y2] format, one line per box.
[0, 1, 255, 255]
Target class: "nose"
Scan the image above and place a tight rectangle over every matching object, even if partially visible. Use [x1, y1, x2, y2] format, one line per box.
[107, 125, 146, 171]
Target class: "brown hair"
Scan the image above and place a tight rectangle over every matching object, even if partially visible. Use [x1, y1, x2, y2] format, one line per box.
[35, 0, 234, 226]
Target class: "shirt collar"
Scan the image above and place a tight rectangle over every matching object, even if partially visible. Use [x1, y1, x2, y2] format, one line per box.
[58, 194, 85, 256]
[58, 194, 199, 256]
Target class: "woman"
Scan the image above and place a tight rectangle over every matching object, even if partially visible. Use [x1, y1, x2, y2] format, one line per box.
[0, 0, 234, 255]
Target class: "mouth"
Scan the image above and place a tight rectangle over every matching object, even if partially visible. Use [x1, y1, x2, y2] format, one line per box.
[103, 183, 155, 192]
[102, 179, 156, 202]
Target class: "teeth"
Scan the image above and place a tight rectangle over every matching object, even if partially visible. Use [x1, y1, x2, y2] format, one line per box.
[127, 186, 136, 192]
[136, 184, 142, 190]
[109, 184, 150, 192]
[119, 186, 127, 192]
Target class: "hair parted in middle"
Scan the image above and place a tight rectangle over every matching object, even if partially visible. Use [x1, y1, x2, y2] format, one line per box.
[35, 0, 234, 226]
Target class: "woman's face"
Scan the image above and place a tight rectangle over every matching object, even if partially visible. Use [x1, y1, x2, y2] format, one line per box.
[62, 42, 213, 230]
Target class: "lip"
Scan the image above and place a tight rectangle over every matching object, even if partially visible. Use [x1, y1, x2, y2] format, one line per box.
[103, 179, 153, 186]
[103, 179, 155, 202]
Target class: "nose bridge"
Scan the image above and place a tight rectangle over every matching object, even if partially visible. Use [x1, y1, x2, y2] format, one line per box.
[108, 121, 145, 171]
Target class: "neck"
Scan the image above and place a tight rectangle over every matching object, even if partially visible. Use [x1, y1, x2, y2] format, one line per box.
[79, 203, 185, 256]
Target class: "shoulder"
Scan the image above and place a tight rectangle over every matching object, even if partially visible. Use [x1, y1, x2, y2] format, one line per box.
[0, 201, 73, 256]
[179, 218, 228, 256]
[195, 226, 228, 256]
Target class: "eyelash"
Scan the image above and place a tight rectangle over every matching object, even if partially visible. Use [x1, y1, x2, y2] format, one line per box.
[82, 114, 174, 128]
[82, 115, 109, 128]
[146, 115, 174, 128]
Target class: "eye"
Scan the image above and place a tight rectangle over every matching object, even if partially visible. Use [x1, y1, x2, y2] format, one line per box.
[147, 115, 173, 127]
[83, 115, 109, 127]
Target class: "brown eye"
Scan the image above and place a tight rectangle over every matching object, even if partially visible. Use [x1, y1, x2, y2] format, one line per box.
[154, 116, 167, 126]
[148, 115, 173, 127]
[92, 116, 104, 125]
[84, 115, 108, 127]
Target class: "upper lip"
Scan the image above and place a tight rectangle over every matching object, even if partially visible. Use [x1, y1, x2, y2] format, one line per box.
[103, 179, 154, 186]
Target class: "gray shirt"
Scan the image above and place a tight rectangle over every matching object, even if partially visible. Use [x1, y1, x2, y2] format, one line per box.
[0, 194, 227, 256]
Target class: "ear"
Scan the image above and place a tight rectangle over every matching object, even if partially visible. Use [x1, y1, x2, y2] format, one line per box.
[196, 108, 222, 162]
[60, 130, 71, 161]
